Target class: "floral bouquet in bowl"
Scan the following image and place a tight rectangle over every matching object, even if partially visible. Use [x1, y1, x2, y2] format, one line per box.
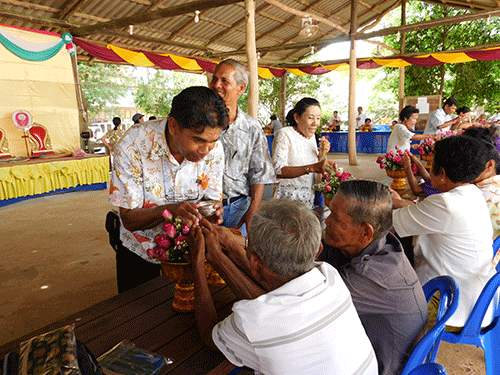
[377, 147, 418, 174]
[147, 210, 191, 263]
[314, 162, 355, 201]
[417, 137, 436, 157]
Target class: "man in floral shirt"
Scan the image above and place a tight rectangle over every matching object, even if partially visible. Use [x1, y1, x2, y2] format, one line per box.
[109, 86, 228, 293]
[209, 59, 275, 236]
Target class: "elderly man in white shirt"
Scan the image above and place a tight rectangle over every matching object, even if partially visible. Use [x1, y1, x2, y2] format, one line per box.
[423, 97, 460, 135]
[189, 199, 378, 375]
[392, 135, 497, 329]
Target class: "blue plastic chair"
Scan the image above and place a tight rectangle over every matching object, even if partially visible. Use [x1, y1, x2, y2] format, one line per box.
[493, 236, 500, 271]
[442, 271, 500, 375]
[401, 276, 460, 375]
[408, 363, 447, 375]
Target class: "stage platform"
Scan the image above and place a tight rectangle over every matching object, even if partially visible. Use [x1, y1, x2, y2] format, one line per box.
[0, 154, 109, 207]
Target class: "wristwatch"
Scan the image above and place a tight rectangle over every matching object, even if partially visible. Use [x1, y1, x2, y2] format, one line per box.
[304, 166, 311, 174]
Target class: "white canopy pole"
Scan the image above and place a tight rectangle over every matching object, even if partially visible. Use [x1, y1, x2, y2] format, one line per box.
[348, 0, 358, 165]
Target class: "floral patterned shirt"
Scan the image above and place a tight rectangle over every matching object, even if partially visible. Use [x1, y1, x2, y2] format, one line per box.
[109, 119, 224, 263]
[220, 107, 275, 199]
[476, 174, 500, 240]
[104, 127, 125, 148]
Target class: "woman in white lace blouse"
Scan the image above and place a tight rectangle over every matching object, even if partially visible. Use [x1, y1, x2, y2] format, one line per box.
[272, 97, 331, 208]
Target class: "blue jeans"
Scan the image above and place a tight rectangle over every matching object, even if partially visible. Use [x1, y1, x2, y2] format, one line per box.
[222, 196, 250, 237]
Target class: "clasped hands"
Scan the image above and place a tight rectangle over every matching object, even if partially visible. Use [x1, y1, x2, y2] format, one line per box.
[187, 219, 244, 268]
[172, 200, 223, 228]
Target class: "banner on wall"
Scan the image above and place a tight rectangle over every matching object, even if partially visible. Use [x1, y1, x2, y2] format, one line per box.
[0, 25, 80, 157]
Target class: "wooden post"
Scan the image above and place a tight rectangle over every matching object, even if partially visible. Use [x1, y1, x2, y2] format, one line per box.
[279, 71, 288, 125]
[399, 0, 406, 111]
[69, 52, 88, 151]
[245, 0, 259, 119]
[348, 0, 358, 165]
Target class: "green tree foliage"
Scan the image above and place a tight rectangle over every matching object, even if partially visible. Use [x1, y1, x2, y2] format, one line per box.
[376, 2, 500, 113]
[133, 69, 206, 118]
[239, 72, 340, 124]
[78, 62, 135, 118]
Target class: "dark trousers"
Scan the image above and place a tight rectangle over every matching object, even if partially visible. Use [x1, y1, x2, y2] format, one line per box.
[116, 243, 162, 294]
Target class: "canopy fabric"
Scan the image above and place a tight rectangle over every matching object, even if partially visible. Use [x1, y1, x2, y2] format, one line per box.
[0, 24, 75, 61]
[72, 37, 500, 78]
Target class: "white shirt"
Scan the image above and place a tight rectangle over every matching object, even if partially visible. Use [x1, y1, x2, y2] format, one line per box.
[272, 126, 318, 208]
[213, 262, 378, 375]
[110, 120, 224, 262]
[424, 107, 451, 134]
[387, 123, 414, 152]
[356, 113, 368, 129]
[393, 184, 496, 326]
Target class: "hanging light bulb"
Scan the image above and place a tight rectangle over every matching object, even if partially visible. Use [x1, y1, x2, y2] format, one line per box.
[128, 24, 133, 35]
[310, 45, 315, 55]
[257, 52, 261, 60]
[194, 10, 200, 23]
[487, 15, 491, 25]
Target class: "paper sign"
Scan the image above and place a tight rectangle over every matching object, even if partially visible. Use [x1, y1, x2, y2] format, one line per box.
[416, 97, 430, 114]
[11, 110, 33, 131]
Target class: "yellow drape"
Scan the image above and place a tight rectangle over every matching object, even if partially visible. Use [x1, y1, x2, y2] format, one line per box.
[0, 156, 109, 200]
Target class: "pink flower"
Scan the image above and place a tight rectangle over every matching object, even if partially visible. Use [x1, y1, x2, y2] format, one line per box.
[175, 235, 188, 246]
[395, 145, 400, 149]
[325, 175, 331, 182]
[181, 225, 190, 234]
[325, 185, 332, 191]
[340, 174, 350, 182]
[323, 171, 329, 178]
[154, 234, 171, 249]
[397, 149, 403, 155]
[162, 209, 173, 221]
[379, 163, 386, 169]
[376, 156, 383, 163]
[419, 149, 424, 155]
[163, 223, 177, 238]
[388, 150, 395, 157]
[336, 172, 342, 178]
[412, 165, 418, 174]
[393, 155, 402, 163]
[146, 248, 156, 259]
[158, 250, 170, 262]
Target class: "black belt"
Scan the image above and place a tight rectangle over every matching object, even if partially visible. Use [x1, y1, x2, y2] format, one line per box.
[222, 194, 247, 206]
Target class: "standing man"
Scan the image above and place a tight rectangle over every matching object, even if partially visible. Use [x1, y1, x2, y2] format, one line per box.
[209, 59, 275, 235]
[355, 106, 367, 129]
[423, 97, 460, 135]
[109, 86, 228, 293]
[320, 180, 428, 375]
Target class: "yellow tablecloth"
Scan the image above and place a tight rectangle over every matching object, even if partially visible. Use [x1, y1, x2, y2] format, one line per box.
[0, 155, 109, 200]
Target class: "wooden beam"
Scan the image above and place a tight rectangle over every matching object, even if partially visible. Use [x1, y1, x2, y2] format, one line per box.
[358, 8, 500, 40]
[58, 0, 88, 20]
[359, 0, 401, 32]
[365, 39, 399, 54]
[71, 0, 245, 37]
[205, 3, 270, 46]
[0, 9, 73, 30]
[261, 0, 349, 34]
[100, 30, 212, 52]
[422, 0, 489, 10]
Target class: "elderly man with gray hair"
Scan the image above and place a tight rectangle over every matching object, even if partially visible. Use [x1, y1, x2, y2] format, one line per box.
[188, 199, 377, 375]
[209, 59, 275, 236]
[319, 180, 428, 375]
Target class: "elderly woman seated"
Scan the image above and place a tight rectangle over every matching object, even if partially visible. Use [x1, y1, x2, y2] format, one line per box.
[392, 135, 497, 331]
